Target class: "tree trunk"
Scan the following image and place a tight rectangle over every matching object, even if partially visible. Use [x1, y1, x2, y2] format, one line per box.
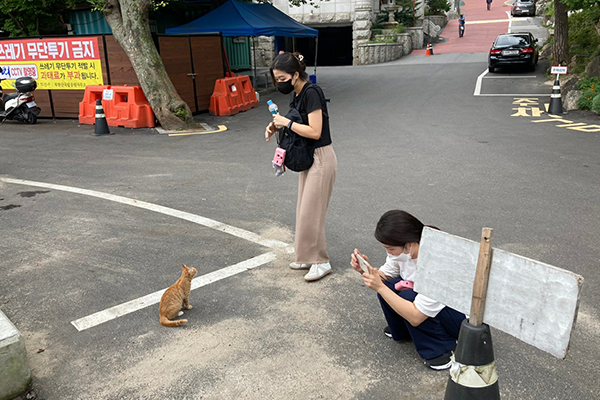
[552, 0, 569, 66]
[101, 0, 198, 131]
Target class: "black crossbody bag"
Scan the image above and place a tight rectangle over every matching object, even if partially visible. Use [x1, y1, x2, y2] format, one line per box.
[277, 84, 328, 172]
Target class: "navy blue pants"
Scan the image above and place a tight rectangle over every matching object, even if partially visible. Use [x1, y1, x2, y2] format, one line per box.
[377, 277, 466, 360]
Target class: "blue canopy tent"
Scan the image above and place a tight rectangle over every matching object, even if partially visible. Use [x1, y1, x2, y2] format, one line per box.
[166, 0, 319, 81]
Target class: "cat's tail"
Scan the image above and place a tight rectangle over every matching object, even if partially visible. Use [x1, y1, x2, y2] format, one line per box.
[160, 315, 188, 327]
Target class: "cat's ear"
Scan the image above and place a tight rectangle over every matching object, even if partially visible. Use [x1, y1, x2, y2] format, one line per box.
[182, 264, 187, 270]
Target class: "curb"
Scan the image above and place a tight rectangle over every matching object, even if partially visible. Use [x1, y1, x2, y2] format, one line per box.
[0, 310, 31, 400]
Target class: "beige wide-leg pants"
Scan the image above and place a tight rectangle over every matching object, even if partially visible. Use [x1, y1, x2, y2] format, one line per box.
[295, 144, 337, 264]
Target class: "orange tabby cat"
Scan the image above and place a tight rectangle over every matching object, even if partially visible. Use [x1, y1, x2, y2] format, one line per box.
[159, 264, 197, 327]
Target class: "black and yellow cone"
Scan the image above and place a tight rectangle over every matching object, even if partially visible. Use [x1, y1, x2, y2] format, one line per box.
[94, 99, 112, 136]
[444, 320, 501, 400]
[548, 76, 563, 115]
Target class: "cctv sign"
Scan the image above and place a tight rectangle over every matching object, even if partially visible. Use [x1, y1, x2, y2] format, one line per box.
[551, 66, 568, 75]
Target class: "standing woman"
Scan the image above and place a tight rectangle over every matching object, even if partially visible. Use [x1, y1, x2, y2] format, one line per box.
[265, 52, 337, 282]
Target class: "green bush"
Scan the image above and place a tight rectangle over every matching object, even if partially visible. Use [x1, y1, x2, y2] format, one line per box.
[392, 23, 406, 34]
[395, 0, 422, 26]
[567, 9, 600, 74]
[592, 93, 600, 115]
[425, 0, 451, 14]
[577, 77, 600, 110]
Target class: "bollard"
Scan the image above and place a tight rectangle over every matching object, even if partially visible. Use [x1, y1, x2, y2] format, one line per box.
[444, 320, 500, 400]
[93, 100, 112, 136]
[548, 76, 563, 115]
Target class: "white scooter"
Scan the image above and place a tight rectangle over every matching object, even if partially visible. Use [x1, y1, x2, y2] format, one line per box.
[0, 77, 41, 124]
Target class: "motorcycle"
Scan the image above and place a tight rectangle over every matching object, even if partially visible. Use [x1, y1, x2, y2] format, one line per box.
[0, 77, 41, 124]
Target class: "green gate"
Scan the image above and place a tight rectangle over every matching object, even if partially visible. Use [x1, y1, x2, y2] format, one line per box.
[223, 37, 251, 70]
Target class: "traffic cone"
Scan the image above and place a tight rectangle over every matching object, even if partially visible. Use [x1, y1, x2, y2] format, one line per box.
[93, 100, 112, 136]
[444, 320, 500, 400]
[548, 76, 563, 115]
[426, 44, 432, 57]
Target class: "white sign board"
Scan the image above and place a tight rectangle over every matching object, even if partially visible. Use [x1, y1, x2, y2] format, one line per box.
[415, 227, 583, 359]
[102, 89, 114, 101]
[551, 66, 568, 75]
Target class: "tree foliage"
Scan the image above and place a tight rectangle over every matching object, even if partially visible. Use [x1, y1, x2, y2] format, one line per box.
[0, 0, 76, 37]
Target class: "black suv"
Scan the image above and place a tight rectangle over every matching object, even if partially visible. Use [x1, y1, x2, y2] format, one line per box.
[488, 32, 539, 73]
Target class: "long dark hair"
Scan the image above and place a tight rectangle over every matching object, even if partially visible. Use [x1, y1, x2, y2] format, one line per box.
[270, 52, 308, 84]
[374, 210, 437, 247]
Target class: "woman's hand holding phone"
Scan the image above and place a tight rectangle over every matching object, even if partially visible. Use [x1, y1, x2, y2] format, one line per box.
[351, 248, 369, 274]
[362, 263, 384, 292]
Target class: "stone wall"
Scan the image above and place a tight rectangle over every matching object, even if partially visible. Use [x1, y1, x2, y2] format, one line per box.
[397, 33, 412, 55]
[356, 43, 403, 65]
[251, 36, 275, 69]
[406, 27, 424, 50]
[353, 2, 373, 65]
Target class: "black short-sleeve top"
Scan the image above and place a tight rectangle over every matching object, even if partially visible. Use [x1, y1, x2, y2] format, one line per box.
[288, 83, 332, 148]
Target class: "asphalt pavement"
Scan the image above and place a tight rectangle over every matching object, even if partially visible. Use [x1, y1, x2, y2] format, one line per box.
[1, 20, 600, 400]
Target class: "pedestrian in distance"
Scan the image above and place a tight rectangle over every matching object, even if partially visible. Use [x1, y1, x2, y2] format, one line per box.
[486, 0, 493, 10]
[265, 52, 337, 282]
[458, 13, 465, 37]
[350, 210, 466, 370]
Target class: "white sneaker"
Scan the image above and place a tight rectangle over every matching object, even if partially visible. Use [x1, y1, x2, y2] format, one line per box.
[290, 262, 310, 270]
[304, 262, 332, 281]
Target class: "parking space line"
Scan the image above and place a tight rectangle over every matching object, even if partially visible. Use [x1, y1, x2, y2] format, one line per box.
[0, 178, 289, 249]
[483, 75, 537, 78]
[71, 252, 277, 331]
[474, 69, 488, 96]
[477, 93, 551, 96]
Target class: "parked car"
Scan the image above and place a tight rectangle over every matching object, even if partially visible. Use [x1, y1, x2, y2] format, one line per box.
[511, 0, 536, 16]
[488, 32, 539, 73]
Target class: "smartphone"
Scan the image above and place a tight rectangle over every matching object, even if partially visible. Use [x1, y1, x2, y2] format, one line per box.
[356, 253, 369, 274]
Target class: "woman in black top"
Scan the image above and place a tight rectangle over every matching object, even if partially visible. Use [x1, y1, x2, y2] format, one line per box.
[265, 52, 337, 282]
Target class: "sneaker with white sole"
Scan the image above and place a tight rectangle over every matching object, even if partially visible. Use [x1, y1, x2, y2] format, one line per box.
[424, 351, 453, 370]
[304, 262, 332, 281]
[289, 262, 310, 270]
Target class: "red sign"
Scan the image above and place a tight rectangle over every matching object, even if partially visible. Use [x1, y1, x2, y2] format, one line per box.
[0, 37, 103, 90]
[0, 38, 99, 62]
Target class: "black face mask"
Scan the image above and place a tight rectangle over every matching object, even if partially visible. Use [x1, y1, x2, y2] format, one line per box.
[277, 79, 294, 94]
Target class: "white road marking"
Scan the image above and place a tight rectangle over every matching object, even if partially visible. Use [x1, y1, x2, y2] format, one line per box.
[506, 11, 513, 32]
[71, 252, 277, 331]
[476, 93, 551, 97]
[474, 69, 489, 96]
[483, 75, 537, 79]
[0, 178, 289, 249]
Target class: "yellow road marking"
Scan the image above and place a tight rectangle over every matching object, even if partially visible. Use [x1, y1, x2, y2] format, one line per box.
[168, 125, 228, 136]
[466, 19, 511, 24]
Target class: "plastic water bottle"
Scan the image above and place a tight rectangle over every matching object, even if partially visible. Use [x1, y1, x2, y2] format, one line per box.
[267, 100, 278, 115]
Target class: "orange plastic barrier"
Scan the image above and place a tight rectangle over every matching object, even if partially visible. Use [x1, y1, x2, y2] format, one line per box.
[79, 85, 110, 124]
[209, 76, 258, 116]
[236, 75, 259, 109]
[78, 85, 155, 128]
[107, 86, 155, 128]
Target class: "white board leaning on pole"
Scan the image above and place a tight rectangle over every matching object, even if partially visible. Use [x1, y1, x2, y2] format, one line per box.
[414, 227, 583, 359]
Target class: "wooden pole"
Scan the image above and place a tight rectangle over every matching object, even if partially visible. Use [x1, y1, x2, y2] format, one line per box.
[469, 227, 494, 326]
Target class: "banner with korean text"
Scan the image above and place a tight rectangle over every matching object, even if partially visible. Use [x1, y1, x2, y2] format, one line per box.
[0, 37, 103, 90]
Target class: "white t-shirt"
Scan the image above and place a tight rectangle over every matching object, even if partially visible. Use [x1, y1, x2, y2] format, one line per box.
[379, 254, 446, 318]
[414, 294, 446, 318]
[378, 254, 417, 281]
